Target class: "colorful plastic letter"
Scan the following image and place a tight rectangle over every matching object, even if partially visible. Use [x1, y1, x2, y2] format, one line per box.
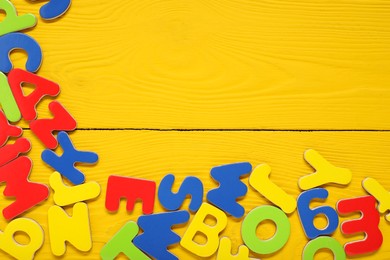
[0, 137, 31, 167]
[33, 0, 72, 20]
[0, 156, 49, 220]
[336, 196, 383, 256]
[50, 172, 100, 206]
[0, 218, 44, 259]
[0, 72, 20, 122]
[362, 177, 390, 221]
[42, 131, 98, 185]
[241, 205, 290, 255]
[297, 188, 339, 239]
[0, 0, 37, 36]
[249, 164, 296, 214]
[217, 237, 250, 260]
[207, 162, 252, 218]
[48, 202, 92, 256]
[100, 221, 150, 260]
[105, 175, 156, 214]
[0, 110, 22, 147]
[134, 211, 190, 260]
[299, 149, 352, 190]
[158, 174, 203, 212]
[302, 236, 346, 260]
[30, 101, 77, 149]
[8, 69, 60, 121]
[180, 203, 227, 257]
[0, 33, 42, 73]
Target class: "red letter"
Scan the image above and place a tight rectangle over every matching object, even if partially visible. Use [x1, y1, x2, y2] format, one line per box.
[336, 195, 383, 256]
[0, 110, 22, 147]
[30, 101, 76, 149]
[0, 156, 49, 220]
[0, 138, 31, 167]
[8, 69, 60, 121]
[105, 175, 156, 214]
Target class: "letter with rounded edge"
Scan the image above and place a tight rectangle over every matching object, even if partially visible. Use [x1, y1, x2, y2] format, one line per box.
[50, 171, 100, 206]
[217, 237, 250, 260]
[297, 188, 339, 239]
[100, 221, 150, 260]
[0, 72, 20, 122]
[337, 195, 383, 256]
[158, 174, 203, 212]
[8, 69, 60, 121]
[299, 149, 352, 190]
[48, 202, 92, 256]
[0, 218, 44, 259]
[249, 164, 296, 214]
[180, 203, 227, 257]
[31, 0, 72, 20]
[241, 205, 290, 255]
[302, 236, 346, 260]
[362, 177, 390, 221]
[0, 33, 42, 73]
[207, 162, 252, 218]
[42, 131, 98, 185]
[0, 0, 37, 36]
[30, 101, 77, 149]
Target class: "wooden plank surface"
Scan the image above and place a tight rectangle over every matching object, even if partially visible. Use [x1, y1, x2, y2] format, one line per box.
[0, 131, 389, 259]
[9, 0, 390, 129]
[4, 0, 390, 259]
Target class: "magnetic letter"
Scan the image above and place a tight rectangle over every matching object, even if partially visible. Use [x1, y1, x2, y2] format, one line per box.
[0, 109, 22, 147]
[100, 221, 150, 260]
[158, 174, 203, 212]
[50, 172, 100, 206]
[299, 149, 352, 190]
[30, 101, 77, 149]
[302, 236, 346, 260]
[241, 205, 290, 255]
[42, 131, 98, 185]
[207, 162, 252, 218]
[0, 137, 31, 167]
[32, 0, 72, 20]
[0, 218, 44, 259]
[105, 175, 156, 214]
[217, 237, 250, 260]
[0, 0, 36, 36]
[362, 177, 390, 221]
[249, 164, 296, 214]
[180, 203, 227, 257]
[8, 68, 60, 121]
[337, 195, 383, 256]
[48, 202, 92, 256]
[0, 33, 42, 73]
[133, 211, 190, 260]
[297, 188, 339, 239]
[0, 156, 49, 220]
[0, 72, 20, 122]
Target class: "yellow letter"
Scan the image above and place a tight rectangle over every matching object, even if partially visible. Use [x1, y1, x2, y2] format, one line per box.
[180, 203, 227, 257]
[48, 202, 92, 256]
[362, 177, 390, 221]
[299, 149, 352, 190]
[249, 164, 296, 214]
[50, 171, 101, 206]
[0, 218, 43, 259]
[217, 237, 250, 260]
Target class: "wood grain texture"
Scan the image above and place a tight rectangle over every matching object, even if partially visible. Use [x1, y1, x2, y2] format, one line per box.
[9, 0, 390, 129]
[0, 131, 389, 259]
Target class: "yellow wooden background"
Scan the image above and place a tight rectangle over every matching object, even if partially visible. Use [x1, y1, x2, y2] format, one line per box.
[2, 0, 390, 259]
